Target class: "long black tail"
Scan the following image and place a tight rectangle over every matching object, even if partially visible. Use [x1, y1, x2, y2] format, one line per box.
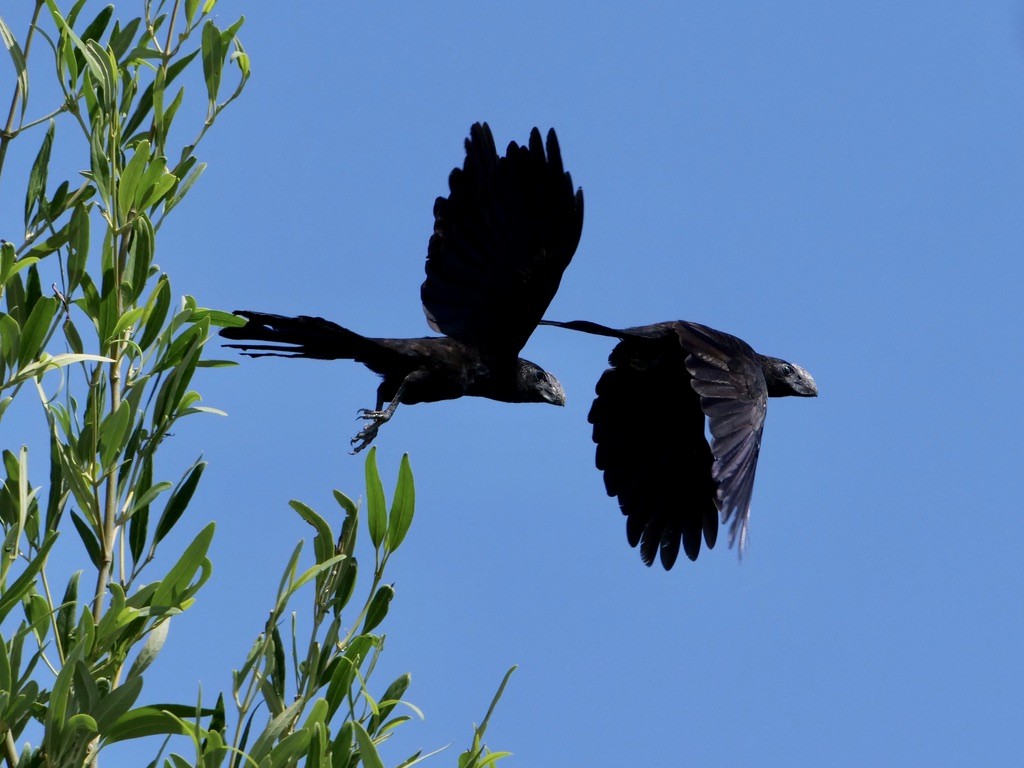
[538, 319, 630, 340]
[219, 311, 376, 361]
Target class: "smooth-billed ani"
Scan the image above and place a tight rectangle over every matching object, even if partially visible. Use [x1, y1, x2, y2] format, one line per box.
[221, 123, 584, 451]
[539, 319, 817, 569]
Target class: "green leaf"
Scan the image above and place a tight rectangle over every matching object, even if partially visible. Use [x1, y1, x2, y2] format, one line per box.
[137, 275, 170, 351]
[89, 124, 110, 203]
[25, 121, 55, 228]
[362, 584, 394, 633]
[246, 699, 305, 764]
[364, 448, 386, 549]
[70, 510, 102, 568]
[102, 705, 193, 744]
[387, 453, 415, 552]
[154, 459, 205, 545]
[333, 488, 357, 517]
[108, 306, 145, 343]
[98, 399, 132, 466]
[162, 160, 205, 217]
[332, 721, 354, 768]
[0, 533, 56, 623]
[185, 0, 202, 26]
[43, 637, 85, 752]
[369, 673, 411, 734]
[59, 320, 81, 361]
[108, 17, 142, 61]
[56, 571, 80, 651]
[290, 499, 333, 566]
[24, 222, 71, 259]
[117, 139, 151, 223]
[91, 675, 143, 731]
[267, 730, 313, 768]
[66, 202, 90, 292]
[17, 296, 56, 369]
[0, 17, 28, 123]
[152, 522, 214, 608]
[201, 21, 224, 106]
[77, 5, 114, 63]
[352, 722, 385, 768]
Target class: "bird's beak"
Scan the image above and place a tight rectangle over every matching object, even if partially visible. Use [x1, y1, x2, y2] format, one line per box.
[794, 365, 818, 397]
[545, 375, 567, 406]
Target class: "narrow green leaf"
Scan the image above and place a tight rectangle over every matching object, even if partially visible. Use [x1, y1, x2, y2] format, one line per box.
[70, 510, 101, 568]
[89, 124, 110, 202]
[352, 722, 385, 768]
[0, 533, 56, 623]
[63, 317, 83, 355]
[369, 673, 411, 734]
[153, 460, 205, 545]
[108, 306, 145, 343]
[117, 139, 151, 223]
[246, 699, 305, 764]
[332, 721, 354, 768]
[17, 296, 56, 369]
[43, 637, 85, 752]
[137, 275, 170, 351]
[98, 399, 132, 466]
[108, 17, 142, 61]
[0, 17, 27, 121]
[0, 17, 28, 122]
[201, 21, 224, 106]
[67, 202, 90, 292]
[185, 0, 201, 26]
[102, 705, 192, 744]
[387, 453, 415, 552]
[24, 222, 71, 259]
[25, 121, 55, 228]
[151, 522, 214, 608]
[91, 675, 143, 731]
[362, 584, 394, 633]
[333, 488, 357, 517]
[289, 499, 333, 565]
[364, 448, 386, 549]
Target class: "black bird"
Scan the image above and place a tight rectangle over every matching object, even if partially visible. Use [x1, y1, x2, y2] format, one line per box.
[221, 123, 584, 452]
[539, 319, 817, 569]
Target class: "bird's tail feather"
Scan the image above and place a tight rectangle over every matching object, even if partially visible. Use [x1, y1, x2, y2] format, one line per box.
[538, 319, 629, 340]
[220, 311, 376, 361]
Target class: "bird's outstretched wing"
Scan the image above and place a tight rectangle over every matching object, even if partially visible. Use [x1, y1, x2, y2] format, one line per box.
[587, 328, 719, 569]
[673, 322, 769, 552]
[422, 123, 584, 356]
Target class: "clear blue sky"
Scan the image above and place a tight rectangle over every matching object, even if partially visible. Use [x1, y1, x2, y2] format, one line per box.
[3, 2, 1023, 765]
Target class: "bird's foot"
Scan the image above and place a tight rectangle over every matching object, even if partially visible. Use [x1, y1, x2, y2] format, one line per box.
[350, 422, 380, 454]
[350, 408, 395, 454]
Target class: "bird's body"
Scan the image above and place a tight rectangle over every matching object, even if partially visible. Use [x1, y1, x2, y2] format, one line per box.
[228, 312, 564, 407]
[540, 319, 816, 569]
[221, 123, 583, 450]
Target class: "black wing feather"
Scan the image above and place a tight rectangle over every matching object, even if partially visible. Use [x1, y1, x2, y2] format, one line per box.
[588, 333, 718, 569]
[422, 123, 584, 355]
[681, 326, 769, 553]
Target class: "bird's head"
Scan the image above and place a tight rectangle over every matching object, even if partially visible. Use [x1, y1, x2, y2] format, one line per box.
[761, 356, 818, 398]
[517, 360, 567, 406]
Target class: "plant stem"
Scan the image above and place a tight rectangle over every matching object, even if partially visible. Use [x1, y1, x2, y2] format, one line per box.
[0, 0, 45, 186]
[91, 231, 131, 623]
[2, 730, 17, 767]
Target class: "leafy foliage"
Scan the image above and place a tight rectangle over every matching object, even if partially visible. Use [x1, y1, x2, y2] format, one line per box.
[0, 2, 514, 767]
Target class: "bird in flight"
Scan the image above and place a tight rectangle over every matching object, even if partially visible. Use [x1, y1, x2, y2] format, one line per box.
[539, 319, 816, 569]
[221, 123, 584, 452]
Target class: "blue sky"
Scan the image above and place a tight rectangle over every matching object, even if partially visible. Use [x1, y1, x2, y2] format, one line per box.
[3, 2, 1024, 765]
